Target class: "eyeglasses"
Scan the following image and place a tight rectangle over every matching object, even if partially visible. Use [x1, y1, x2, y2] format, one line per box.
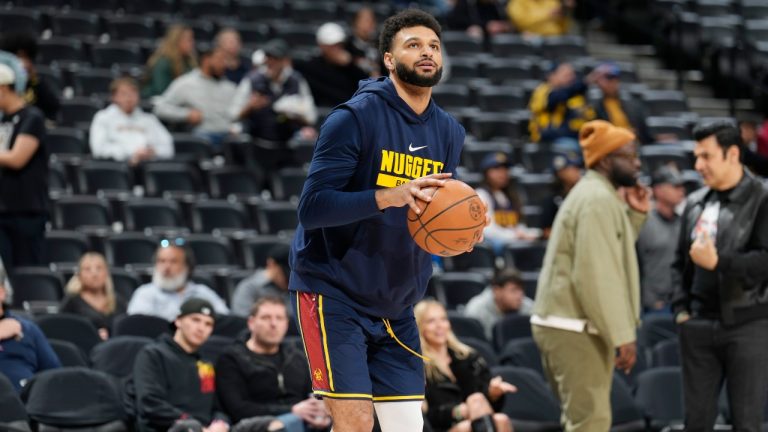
[160, 237, 186, 248]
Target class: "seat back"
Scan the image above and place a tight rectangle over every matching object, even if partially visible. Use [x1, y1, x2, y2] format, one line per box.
[90, 336, 154, 378]
[36, 314, 102, 356]
[112, 314, 171, 339]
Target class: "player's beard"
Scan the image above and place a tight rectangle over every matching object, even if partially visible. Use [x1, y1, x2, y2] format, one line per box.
[395, 61, 443, 87]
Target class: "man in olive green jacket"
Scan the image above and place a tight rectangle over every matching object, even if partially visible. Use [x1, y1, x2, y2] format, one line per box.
[531, 120, 649, 432]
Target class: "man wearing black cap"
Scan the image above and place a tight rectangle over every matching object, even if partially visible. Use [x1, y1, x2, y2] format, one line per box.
[126, 298, 234, 432]
[231, 244, 291, 318]
[230, 38, 317, 142]
[636, 165, 685, 312]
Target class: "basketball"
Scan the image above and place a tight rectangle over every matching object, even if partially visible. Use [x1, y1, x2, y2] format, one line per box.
[407, 179, 487, 257]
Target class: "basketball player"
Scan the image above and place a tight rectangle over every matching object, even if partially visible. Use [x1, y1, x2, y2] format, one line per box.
[289, 9, 474, 432]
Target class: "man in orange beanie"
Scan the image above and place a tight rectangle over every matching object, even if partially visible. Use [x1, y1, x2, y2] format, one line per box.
[531, 120, 649, 431]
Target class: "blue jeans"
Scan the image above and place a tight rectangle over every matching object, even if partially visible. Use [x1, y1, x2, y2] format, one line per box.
[276, 413, 305, 432]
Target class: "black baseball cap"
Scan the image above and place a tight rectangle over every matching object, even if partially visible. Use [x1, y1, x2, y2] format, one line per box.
[177, 298, 216, 320]
[652, 165, 684, 186]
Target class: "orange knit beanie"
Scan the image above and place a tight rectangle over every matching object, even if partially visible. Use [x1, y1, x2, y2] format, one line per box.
[579, 120, 636, 168]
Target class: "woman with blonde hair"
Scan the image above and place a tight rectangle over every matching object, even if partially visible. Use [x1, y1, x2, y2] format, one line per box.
[141, 24, 197, 98]
[60, 252, 126, 340]
[415, 299, 516, 432]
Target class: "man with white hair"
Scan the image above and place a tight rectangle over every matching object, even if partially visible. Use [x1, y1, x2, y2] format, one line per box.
[294, 22, 369, 107]
[127, 239, 229, 321]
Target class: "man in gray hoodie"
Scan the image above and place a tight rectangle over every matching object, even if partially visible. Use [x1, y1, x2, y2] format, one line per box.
[154, 47, 236, 148]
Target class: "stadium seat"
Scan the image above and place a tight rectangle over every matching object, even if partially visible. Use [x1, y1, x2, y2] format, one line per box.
[10, 267, 64, 311]
[431, 84, 472, 110]
[185, 234, 237, 269]
[490, 34, 539, 58]
[38, 37, 89, 68]
[447, 312, 486, 341]
[124, 0, 177, 16]
[182, 0, 232, 19]
[213, 315, 248, 338]
[435, 272, 488, 310]
[484, 58, 540, 84]
[443, 242, 496, 273]
[200, 335, 235, 363]
[642, 90, 690, 116]
[256, 201, 299, 234]
[208, 166, 265, 200]
[53, 195, 112, 230]
[92, 41, 144, 69]
[517, 173, 556, 209]
[58, 97, 104, 128]
[23, 367, 126, 429]
[50, 10, 102, 39]
[123, 198, 185, 231]
[289, 0, 339, 23]
[106, 14, 157, 41]
[471, 112, 524, 141]
[0, 7, 42, 34]
[234, 22, 271, 45]
[444, 57, 481, 84]
[492, 366, 562, 432]
[499, 337, 543, 376]
[48, 160, 70, 194]
[110, 268, 142, 301]
[71, 0, 121, 12]
[241, 235, 291, 269]
[0, 373, 28, 430]
[272, 22, 318, 49]
[640, 144, 694, 174]
[635, 367, 685, 431]
[49, 339, 90, 368]
[646, 116, 693, 141]
[652, 338, 681, 367]
[460, 336, 498, 367]
[287, 137, 316, 167]
[442, 31, 484, 56]
[503, 241, 547, 272]
[611, 374, 646, 431]
[519, 271, 539, 299]
[476, 85, 528, 112]
[540, 35, 588, 60]
[236, 0, 286, 21]
[47, 127, 88, 155]
[112, 314, 171, 338]
[521, 145, 558, 174]
[104, 232, 159, 267]
[45, 230, 90, 267]
[90, 336, 154, 378]
[492, 314, 532, 351]
[191, 200, 250, 233]
[73, 68, 117, 99]
[37, 314, 102, 356]
[78, 159, 133, 194]
[171, 133, 214, 162]
[270, 167, 308, 201]
[142, 162, 204, 197]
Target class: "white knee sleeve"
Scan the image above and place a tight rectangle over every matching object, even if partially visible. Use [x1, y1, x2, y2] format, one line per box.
[374, 400, 424, 432]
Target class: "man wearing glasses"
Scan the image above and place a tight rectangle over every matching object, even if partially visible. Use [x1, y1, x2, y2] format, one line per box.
[128, 238, 229, 322]
[531, 120, 649, 431]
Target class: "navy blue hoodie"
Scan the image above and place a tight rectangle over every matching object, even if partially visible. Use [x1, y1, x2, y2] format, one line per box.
[290, 77, 465, 319]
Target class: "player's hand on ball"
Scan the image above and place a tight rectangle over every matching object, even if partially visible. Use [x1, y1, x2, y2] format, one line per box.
[375, 172, 452, 213]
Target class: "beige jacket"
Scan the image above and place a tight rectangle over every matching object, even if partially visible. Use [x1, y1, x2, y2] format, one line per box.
[532, 170, 645, 347]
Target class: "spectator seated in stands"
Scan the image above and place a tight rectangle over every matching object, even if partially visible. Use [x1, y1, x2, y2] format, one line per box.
[216, 28, 250, 85]
[346, 7, 382, 77]
[739, 118, 768, 177]
[528, 62, 595, 153]
[446, 0, 512, 39]
[124, 298, 236, 432]
[416, 300, 515, 432]
[154, 47, 237, 149]
[464, 269, 534, 340]
[475, 152, 541, 250]
[216, 296, 331, 432]
[294, 22, 369, 108]
[89, 77, 174, 165]
[0, 269, 61, 391]
[231, 244, 290, 318]
[542, 151, 583, 237]
[0, 32, 60, 121]
[230, 39, 318, 143]
[60, 252, 127, 340]
[507, 0, 573, 37]
[591, 62, 651, 144]
[142, 24, 197, 99]
[637, 166, 685, 314]
[127, 239, 229, 322]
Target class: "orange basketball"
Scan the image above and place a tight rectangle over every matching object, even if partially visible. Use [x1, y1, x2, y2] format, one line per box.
[407, 179, 487, 257]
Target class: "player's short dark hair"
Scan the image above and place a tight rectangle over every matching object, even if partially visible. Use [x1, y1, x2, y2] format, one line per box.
[692, 121, 743, 158]
[491, 268, 523, 290]
[0, 32, 38, 60]
[379, 9, 441, 58]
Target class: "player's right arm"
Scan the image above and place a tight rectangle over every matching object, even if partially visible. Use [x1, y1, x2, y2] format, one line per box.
[298, 108, 447, 229]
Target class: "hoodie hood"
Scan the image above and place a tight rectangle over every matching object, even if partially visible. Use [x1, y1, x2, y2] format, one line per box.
[351, 76, 436, 125]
